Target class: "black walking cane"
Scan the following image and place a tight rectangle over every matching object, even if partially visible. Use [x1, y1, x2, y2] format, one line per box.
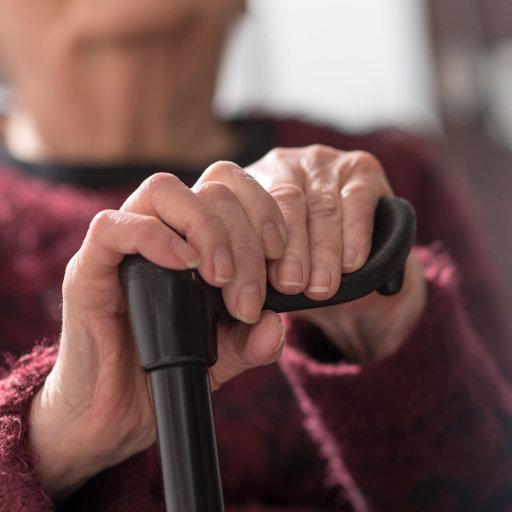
[119, 196, 416, 512]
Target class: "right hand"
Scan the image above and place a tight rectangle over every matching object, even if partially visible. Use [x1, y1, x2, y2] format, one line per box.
[29, 168, 287, 500]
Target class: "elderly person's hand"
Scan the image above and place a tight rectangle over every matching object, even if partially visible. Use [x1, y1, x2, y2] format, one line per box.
[29, 145, 426, 500]
[243, 145, 426, 362]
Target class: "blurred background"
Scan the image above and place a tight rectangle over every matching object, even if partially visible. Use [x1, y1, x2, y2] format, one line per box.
[216, 0, 512, 310]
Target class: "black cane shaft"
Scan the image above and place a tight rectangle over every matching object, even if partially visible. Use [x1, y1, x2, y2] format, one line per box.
[150, 365, 224, 512]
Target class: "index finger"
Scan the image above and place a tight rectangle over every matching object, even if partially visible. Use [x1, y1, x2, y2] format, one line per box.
[121, 172, 235, 287]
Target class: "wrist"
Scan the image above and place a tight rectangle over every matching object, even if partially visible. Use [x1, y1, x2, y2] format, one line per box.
[28, 375, 108, 501]
[337, 255, 427, 362]
[293, 254, 427, 363]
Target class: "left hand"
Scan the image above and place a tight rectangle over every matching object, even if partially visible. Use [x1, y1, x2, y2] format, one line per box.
[237, 144, 426, 361]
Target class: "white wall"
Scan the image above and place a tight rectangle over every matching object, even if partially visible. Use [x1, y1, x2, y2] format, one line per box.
[216, 0, 439, 133]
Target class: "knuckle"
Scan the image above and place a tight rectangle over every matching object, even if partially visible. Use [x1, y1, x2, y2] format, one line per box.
[195, 182, 242, 217]
[264, 147, 301, 169]
[88, 209, 118, 235]
[305, 143, 339, 159]
[270, 182, 306, 204]
[307, 192, 340, 219]
[203, 160, 243, 180]
[341, 180, 369, 200]
[349, 151, 384, 175]
[266, 147, 291, 161]
[302, 145, 343, 178]
[311, 240, 341, 261]
[141, 172, 180, 194]
[88, 210, 160, 244]
[233, 239, 264, 261]
[268, 145, 340, 164]
[195, 180, 233, 201]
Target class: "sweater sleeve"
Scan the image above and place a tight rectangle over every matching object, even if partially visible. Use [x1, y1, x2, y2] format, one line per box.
[279, 247, 512, 512]
[0, 343, 58, 512]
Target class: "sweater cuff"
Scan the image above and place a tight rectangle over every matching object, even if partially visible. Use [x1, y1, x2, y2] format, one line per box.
[279, 247, 512, 507]
[0, 343, 58, 512]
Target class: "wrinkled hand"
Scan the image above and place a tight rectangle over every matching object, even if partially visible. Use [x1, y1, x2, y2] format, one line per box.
[30, 167, 287, 499]
[29, 145, 426, 501]
[243, 145, 426, 361]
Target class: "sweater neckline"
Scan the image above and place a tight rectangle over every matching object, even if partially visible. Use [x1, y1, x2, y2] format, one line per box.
[0, 118, 275, 189]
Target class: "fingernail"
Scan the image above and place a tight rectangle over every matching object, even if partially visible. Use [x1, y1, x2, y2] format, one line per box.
[273, 322, 286, 356]
[186, 257, 201, 269]
[343, 246, 357, 270]
[236, 283, 262, 324]
[277, 258, 304, 288]
[262, 221, 285, 259]
[213, 245, 234, 283]
[308, 265, 332, 294]
[170, 238, 201, 268]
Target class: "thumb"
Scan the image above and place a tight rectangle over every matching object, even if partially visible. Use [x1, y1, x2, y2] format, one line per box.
[209, 311, 285, 391]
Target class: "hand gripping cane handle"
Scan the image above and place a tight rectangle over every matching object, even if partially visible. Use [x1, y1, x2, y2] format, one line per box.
[119, 196, 416, 512]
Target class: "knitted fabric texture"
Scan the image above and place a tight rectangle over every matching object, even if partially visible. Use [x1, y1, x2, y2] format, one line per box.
[0, 344, 57, 511]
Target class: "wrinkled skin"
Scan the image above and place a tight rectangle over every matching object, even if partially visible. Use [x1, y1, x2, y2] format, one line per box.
[30, 146, 425, 499]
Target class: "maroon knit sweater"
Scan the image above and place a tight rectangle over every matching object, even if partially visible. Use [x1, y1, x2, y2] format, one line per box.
[1, 118, 512, 512]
